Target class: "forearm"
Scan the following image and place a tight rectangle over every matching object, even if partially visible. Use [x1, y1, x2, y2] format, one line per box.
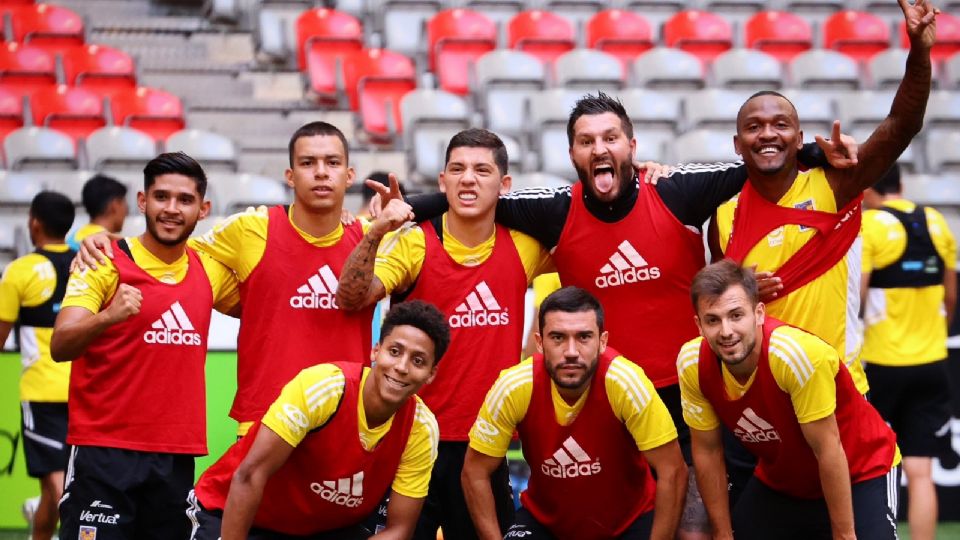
[649, 462, 688, 540]
[51, 312, 114, 362]
[461, 468, 504, 540]
[220, 470, 267, 540]
[692, 446, 733, 537]
[336, 228, 387, 311]
[817, 446, 855, 539]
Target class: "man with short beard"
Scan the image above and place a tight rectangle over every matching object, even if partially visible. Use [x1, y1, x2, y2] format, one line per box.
[51, 152, 241, 540]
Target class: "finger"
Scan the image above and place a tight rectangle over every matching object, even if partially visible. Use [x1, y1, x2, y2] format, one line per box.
[831, 120, 842, 144]
[814, 134, 833, 154]
[365, 179, 391, 197]
[388, 173, 402, 199]
[897, 0, 912, 14]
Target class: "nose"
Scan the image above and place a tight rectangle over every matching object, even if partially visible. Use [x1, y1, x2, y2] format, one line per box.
[162, 197, 179, 213]
[564, 337, 579, 357]
[591, 137, 608, 156]
[759, 123, 777, 140]
[394, 354, 410, 374]
[314, 161, 328, 179]
[719, 318, 734, 336]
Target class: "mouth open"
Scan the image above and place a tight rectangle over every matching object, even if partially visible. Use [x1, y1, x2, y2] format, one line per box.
[756, 145, 782, 156]
[458, 191, 477, 202]
[384, 374, 409, 390]
[592, 163, 616, 195]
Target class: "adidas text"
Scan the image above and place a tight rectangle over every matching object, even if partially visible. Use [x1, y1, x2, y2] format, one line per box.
[595, 266, 661, 288]
[449, 309, 509, 328]
[143, 329, 202, 346]
[734, 428, 781, 443]
[289, 294, 338, 310]
[311, 483, 363, 508]
[541, 460, 602, 478]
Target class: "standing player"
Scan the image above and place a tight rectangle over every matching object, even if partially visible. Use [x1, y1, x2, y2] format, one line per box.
[861, 164, 957, 540]
[67, 174, 129, 250]
[337, 129, 553, 540]
[0, 191, 75, 540]
[190, 300, 447, 540]
[462, 287, 686, 540]
[50, 153, 240, 539]
[678, 260, 901, 540]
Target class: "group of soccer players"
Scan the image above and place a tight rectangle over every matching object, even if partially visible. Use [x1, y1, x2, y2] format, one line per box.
[0, 0, 952, 538]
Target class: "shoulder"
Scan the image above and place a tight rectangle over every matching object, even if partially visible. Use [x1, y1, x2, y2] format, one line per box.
[486, 359, 535, 404]
[412, 396, 439, 438]
[1, 253, 41, 282]
[605, 357, 656, 404]
[501, 185, 572, 202]
[924, 206, 956, 239]
[292, 363, 347, 394]
[768, 326, 836, 382]
[677, 337, 705, 372]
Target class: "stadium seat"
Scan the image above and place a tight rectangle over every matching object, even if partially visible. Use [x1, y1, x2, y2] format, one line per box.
[427, 9, 497, 96]
[495, 131, 524, 173]
[684, 89, 750, 130]
[30, 85, 105, 142]
[62, 45, 137, 97]
[631, 48, 705, 90]
[744, 11, 813, 63]
[342, 48, 416, 140]
[905, 172, 960, 204]
[779, 0, 845, 18]
[110, 86, 186, 142]
[508, 10, 575, 65]
[166, 129, 238, 172]
[376, 0, 441, 56]
[619, 88, 682, 133]
[838, 90, 895, 130]
[790, 50, 860, 89]
[9, 4, 84, 50]
[554, 49, 624, 91]
[899, 12, 960, 63]
[529, 88, 581, 177]
[541, 0, 602, 35]
[823, 11, 890, 62]
[214, 173, 287, 214]
[662, 11, 733, 65]
[780, 89, 837, 137]
[85, 126, 157, 171]
[400, 88, 470, 180]
[946, 51, 960, 88]
[925, 91, 960, 128]
[586, 10, 654, 71]
[255, 4, 302, 63]
[866, 49, 937, 90]
[474, 49, 545, 135]
[0, 85, 23, 142]
[674, 129, 741, 163]
[3, 126, 76, 170]
[461, 0, 524, 46]
[511, 172, 571, 190]
[0, 42, 56, 97]
[0, 171, 43, 205]
[712, 49, 783, 89]
[298, 9, 363, 103]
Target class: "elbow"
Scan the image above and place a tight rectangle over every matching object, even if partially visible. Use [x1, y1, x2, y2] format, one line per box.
[49, 337, 72, 363]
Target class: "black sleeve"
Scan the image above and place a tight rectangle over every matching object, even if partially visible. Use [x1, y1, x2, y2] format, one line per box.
[797, 142, 829, 169]
[408, 192, 449, 222]
[493, 187, 572, 248]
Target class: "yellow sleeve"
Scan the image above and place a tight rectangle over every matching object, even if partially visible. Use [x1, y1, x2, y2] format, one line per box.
[373, 224, 425, 295]
[861, 209, 905, 274]
[0, 258, 27, 322]
[189, 208, 269, 281]
[60, 260, 120, 315]
[768, 327, 839, 424]
[715, 196, 738, 253]
[262, 364, 345, 447]
[677, 338, 721, 431]
[605, 357, 678, 451]
[927, 207, 957, 271]
[468, 360, 534, 458]
[532, 274, 562, 307]
[198, 253, 241, 314]
[509, 229, 555, 284]
[391, 398, 439, 498]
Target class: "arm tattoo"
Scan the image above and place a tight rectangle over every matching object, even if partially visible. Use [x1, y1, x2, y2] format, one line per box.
[336, 231, 384, 311]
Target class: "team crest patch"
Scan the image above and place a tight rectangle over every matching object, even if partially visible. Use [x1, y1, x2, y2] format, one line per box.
[79, 526, 97, 540]
[794, 199, 815, 232]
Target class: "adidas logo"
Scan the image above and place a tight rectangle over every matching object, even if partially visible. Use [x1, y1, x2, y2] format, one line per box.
[595, 241, 660, 289]
[541, 436, 602, 479]
[448, 281, 509, 328]
[733, 407, 781, 444]
[290, 265, 340, 310]
[143, 301, 202, 346]
[311, 471, 364, 508]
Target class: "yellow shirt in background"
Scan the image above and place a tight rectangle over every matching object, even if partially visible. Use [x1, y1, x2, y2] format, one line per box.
[532, 273, 562, 307]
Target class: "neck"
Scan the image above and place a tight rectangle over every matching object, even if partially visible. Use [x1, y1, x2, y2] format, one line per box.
[92, 216, 116, 232]
[556, 383, 587, 406]
[881, 193, 903, 202]
[138, 233, 187, 265]
[34, 236, 64, 250]
[362, 373, 396, 429]
[727, 336, 762, 385]
[290, 203, 343, 238]
[747, 165, 799, 203]
[444, 211, 496, 248]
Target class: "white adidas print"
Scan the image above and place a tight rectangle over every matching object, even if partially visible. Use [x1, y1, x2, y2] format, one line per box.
[290, 265, 340, 309]
[541, 436, 602, 478]
[311, 471, 365, 508]
[733, 407, 780, 443]
[595, 240, 661, 288]
[143, 301, 202, 346]
[448, 281, 509, 328]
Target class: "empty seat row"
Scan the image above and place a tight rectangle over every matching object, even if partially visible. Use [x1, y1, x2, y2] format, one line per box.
[0, 42, 137, 97]
[1, 3, 85, 50]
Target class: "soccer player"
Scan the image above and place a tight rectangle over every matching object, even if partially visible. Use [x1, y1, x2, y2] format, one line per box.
[50, 153, 240, 539]
[709, 0, 940, 398]
[462, 286, 686, 540]
[189, 300, 447, 540]
[861, 164, 957, 540]
[0, 191, 75, 540]
[678, 260, 901, 540]
[67, 174, 129, 250]
[337, 129, 553, 540]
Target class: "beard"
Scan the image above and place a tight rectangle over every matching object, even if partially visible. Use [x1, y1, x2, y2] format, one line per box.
[573, 159, 635, 202]
[546, 358, 598, 391]
[145, 215, 198, 247]
[716, 334, 757, 368]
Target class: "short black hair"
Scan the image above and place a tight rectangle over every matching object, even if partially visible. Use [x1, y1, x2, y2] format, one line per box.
[288, 121, 349, 168]
[81, 174, 127, 218]
[444, 128, 509, 176]
[871, 164, 902, 195]
[362, 171, 406, 203]
[143, 152, 208, 197]
[690, 259, 760, 313]
[539, 286, 605, 333]
[381, 300, 451, 365]
[566, 91, 634, 147]
[30, 191, 74, 238]
[737, 90, 798, 125]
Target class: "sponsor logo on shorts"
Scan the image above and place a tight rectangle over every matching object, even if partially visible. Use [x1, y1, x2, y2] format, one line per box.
[541, 436, 602, 478]
[143, 302, 203, 346]
[79, 510, 119, 525]
[733, 407, 781, 443]
[311, 471, 364, 507]
[595, 241, 660, 288]
[79, 526, 97, 540]
[89, 500, 113, 509]
[505, 529, 532, 538]
[290, 266, 340, 310]
[449, 281, 509, 328]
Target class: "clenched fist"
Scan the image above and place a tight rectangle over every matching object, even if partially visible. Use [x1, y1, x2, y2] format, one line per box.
[103, 284, 142, 325]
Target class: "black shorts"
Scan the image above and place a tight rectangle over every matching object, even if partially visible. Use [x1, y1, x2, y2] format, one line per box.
[59, 445, 195, 540]
[505, 505, 653, 540]
[657, 384, 692, 464]
[20, 401, 69, 478]
[865, 360, 952, 457]
[187, 491, 372, 540]
[412, 441, 514, 540]
[731, 468, 900, 540]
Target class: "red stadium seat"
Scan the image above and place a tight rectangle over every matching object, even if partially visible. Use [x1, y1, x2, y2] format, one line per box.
[110, 86, 185, 141]
[0, 42, 55, 96]
[586, 10, 654, 72]
[9, 4, 84, 50]
[899, 12, 960, 62]
[823, 11, 890, 62]
[745, 11, 813, 63]
[508, 10, 575, 65]
[0, 0, 34, 5]
[31, 84, 105, 141]
[342, 49, 416, 139]
[0, 86, 24, 141]
[428, 9, 496, 95]
[62, 44, 137, 97]
[299, 9, 363, 103]
[663, 11, 733, 64]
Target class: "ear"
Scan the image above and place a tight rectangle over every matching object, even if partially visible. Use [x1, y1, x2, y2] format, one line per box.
[733, 134, 743, 157]
[796, 129, 804, 149]
[694, 315, 705, 337]
[534, 332, 544, 354]
[598, 330, 609, 354]
[370, 343, 380, 363]
[284, 168, 295, 189]
[499, 174, 512, 195]
[755, 302, 766, 326]
[199, 199, 211, 220]
[438, 171, 447, 194]
[424, 365, 438, 386]
[137, 191, 146, 213]
[345, 166, 356, 189]
[629, 136, 637, 158]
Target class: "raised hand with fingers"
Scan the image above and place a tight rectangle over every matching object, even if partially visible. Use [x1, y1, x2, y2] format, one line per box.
[635, 160, 675, 185]
[365, 173, 404, 219]
[900, 0, 939, 49]
[103, 284, 142, 325]
[755, 270, 784, 302]
[368, 174, 413, 235]
[815, 121, 859, 170]
[72, 232, 116, 272]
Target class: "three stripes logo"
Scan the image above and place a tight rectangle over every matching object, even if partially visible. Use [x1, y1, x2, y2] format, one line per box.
[143, 301, 202, 346]
[290, 265, 340, 309]
[448, 281, 509, 329]
[541, 436, 602, 479]
[733, 407, 781, 444]
[311, 471, 365, 508]
[595, 240, 661, 289]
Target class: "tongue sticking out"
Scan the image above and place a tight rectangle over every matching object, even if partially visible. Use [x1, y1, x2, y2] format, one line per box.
[594, 170, 615, 195]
